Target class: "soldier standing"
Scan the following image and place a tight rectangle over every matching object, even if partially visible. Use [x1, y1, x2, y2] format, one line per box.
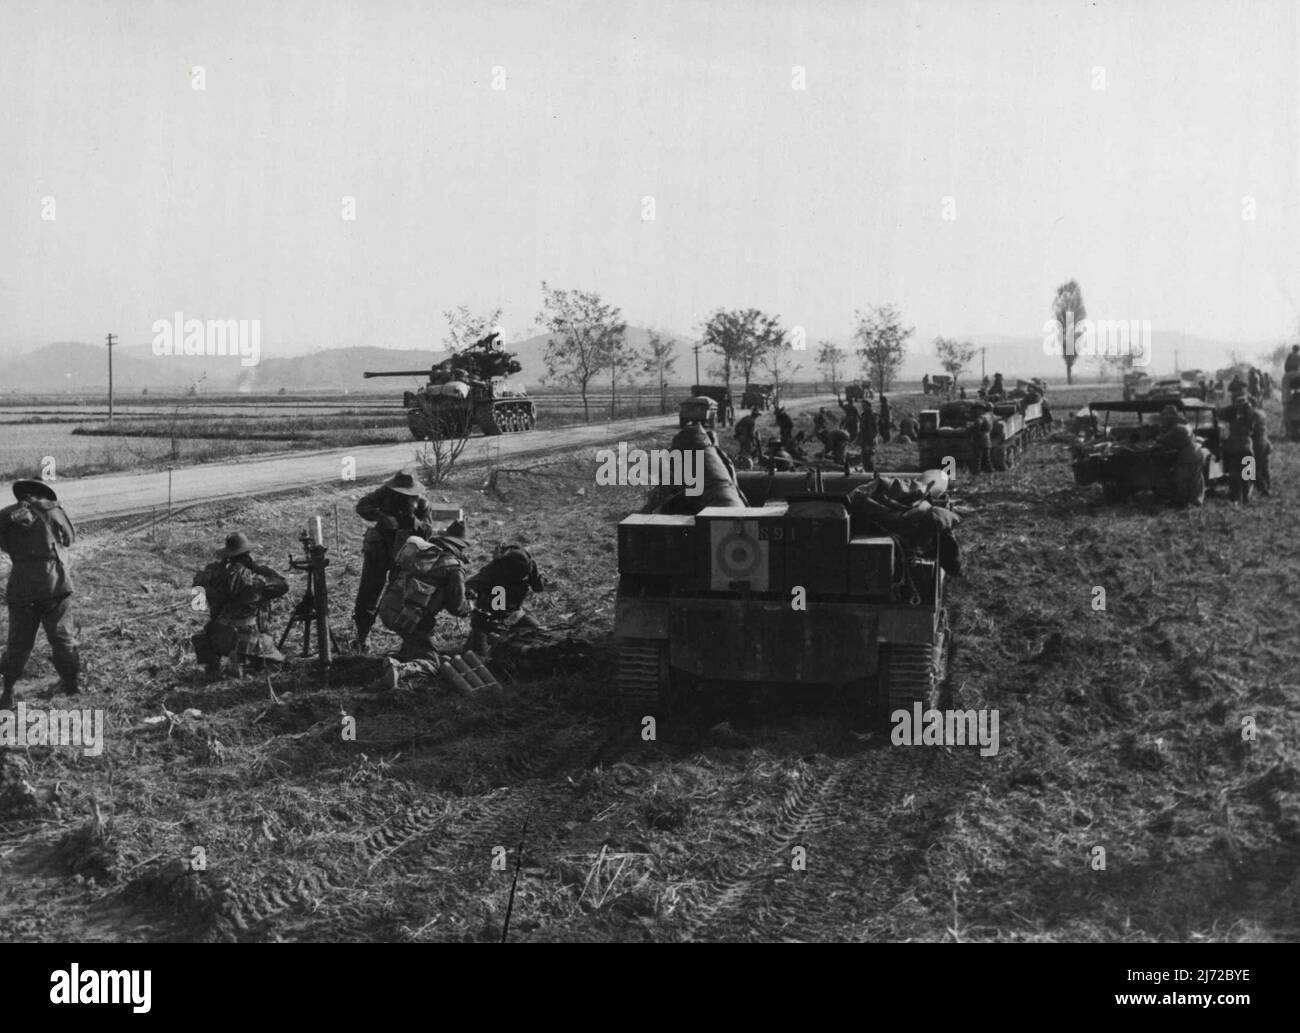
[0, 478, 80, 706]
[970, 403, 994, 475]
[859, 401, 879, 472]
[352, 471, 435, 651]
[1249, 395, 1271, 496]
[1218, 390, 1258, 505]
[191, 533, 289, 676]
[837, 395, 860, 439]
[922, 374, 931, 396]
[1286, 346, 1300, 374]
[774, 405, 794, 450]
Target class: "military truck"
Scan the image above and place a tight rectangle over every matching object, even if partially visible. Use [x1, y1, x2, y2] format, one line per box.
[614, 469, 954, 722]
[917, 395, 1052, 472]
[362, 332, 535, 438]
[741, 383, 776, 411]
[1283, 371, 1300, 440]
[689, 385, 734, 427]
[1070, 397, 1224, 501]
[679, 395, 720, 429]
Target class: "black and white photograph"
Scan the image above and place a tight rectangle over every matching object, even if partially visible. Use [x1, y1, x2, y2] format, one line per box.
[0, 0, 1294, 983]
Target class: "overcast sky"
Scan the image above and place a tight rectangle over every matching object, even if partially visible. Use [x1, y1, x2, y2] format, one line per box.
[2, 0, 1298, 360]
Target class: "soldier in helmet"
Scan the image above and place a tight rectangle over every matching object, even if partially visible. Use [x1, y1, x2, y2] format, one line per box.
[191, 533, 289, 677]
[764, 438, 797, 472]
[1249, 394, 1272, 496]
[0, 478, 80, 706]
[969, 402, 995, 475]
[464, 545, 547, 655]
[351, 470, 435, 651]
[773, 404, 794, 450]
[1152, 405, 1205, 507]
[858, 400, 879, 472]
[734, 408, 760, 462]
[837, 394, 860, 439]
[990, 373, 1005, 400]
[1217, 388, 1260, 504]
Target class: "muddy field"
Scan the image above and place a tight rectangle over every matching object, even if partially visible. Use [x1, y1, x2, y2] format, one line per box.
[0, 396, 1296, 943]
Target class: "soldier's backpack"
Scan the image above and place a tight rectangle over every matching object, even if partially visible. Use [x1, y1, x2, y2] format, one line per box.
[378, 537, 465, 636]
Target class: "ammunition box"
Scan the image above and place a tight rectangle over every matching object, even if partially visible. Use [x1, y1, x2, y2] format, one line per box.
[617, 514, 695, 581]
[849, 535, 895, 598]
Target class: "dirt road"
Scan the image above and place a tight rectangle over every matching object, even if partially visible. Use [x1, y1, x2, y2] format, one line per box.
[35, 397, 837, 522]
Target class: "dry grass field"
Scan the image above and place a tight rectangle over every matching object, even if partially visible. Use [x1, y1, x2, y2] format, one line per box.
[1, 389, 1295, 942]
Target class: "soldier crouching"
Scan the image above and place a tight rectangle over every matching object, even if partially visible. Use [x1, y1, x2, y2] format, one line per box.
[191, 533, 289, 677]
[464, 545, 546, 656]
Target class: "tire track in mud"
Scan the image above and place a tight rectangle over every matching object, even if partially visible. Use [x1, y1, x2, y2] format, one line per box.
[680, 744, 974, 942]
[200, 718, 636, 940]
[678, 755, 853, 943]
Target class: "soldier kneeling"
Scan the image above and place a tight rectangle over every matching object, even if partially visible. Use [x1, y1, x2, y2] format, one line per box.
[376, 529, 472, 689]
[464, 545, 546, 656]
[192, 533, 289, 678]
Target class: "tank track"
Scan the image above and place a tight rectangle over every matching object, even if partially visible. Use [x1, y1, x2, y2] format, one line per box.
[884, 618, 949, 712]
[617, 638, 664, 714]
[479, 402, 536, 435]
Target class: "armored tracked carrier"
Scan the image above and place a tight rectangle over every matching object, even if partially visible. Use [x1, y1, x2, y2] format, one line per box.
[363, 332, 536, 439]
[614, 469, 956, 722]
[917, 393, 1052, 472]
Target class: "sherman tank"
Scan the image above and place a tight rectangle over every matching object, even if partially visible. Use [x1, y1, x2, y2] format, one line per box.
[614, 467, 957, 723]
[363, 331, 536, 438]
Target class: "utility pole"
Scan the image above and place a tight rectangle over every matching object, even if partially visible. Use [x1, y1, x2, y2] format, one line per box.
[106, 332, 118, 423]
[980, 345, 987, 381]
[693, 342, 700, 385]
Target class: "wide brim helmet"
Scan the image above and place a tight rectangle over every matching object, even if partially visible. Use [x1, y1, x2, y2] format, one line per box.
[12, 479, 57, 502]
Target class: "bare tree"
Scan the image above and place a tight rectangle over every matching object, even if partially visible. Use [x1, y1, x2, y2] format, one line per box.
[816, 340, 846, 394]
[1051, 281, 1086, 385]
[415, 422, 472, 487]
[854, 304, 913, 394]
[535, 282, 627, 423]
[934, 336, 976, 383]
[641, 330, 679, 414]
[762, 346, 802, 396]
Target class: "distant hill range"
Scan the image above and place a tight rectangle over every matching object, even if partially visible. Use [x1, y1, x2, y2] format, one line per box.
[0, 328, 1286, 395]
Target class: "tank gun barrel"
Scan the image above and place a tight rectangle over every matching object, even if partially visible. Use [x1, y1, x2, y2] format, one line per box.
[363, 370, 434, 379]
